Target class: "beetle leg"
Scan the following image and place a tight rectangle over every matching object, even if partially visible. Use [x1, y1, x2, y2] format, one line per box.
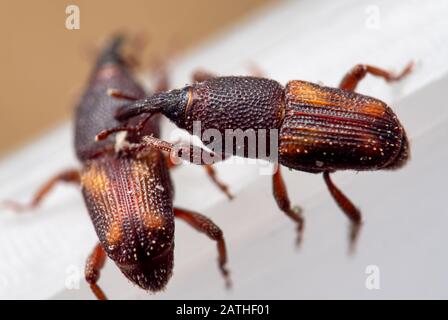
[247, 63, 265, 77]
[95, 125, 137, 141]
[95, 114, 152, 142]
[2, 169, 80, 212]
[153, 65, 169, 93]
[121, 32, 149, 70]
[272, 166, 304, 247]
[164, 137, 189, 169]
[121, 135, 225, 165]
[323, 172, 362, 254]
[165, 154, 181, 169]
[192, 64, 264, 83]
[339, 61, 414, 91]
[166, 155, 233, 199]
[174, 207, 231, 288]
[203, 165, 234, 200]
[106, 88, 140, 101]
[191, 70, 216, 83]
[108, 62, 169, 98]
[85, 243, 108, 300]
[164, 142, 233, 199]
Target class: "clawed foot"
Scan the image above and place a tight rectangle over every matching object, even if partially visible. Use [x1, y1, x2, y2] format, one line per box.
[348, 221, 362, 255]
[292, 205, 304, 248]
[1, 200, 34, 213]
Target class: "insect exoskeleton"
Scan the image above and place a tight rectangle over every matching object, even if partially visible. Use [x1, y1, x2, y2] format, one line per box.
[278, 80, 409, 173]
[81, 154, 175, 291]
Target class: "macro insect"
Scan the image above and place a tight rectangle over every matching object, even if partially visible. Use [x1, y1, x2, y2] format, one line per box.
[4, 36, 232, 299]
[98, 62, 413, 249]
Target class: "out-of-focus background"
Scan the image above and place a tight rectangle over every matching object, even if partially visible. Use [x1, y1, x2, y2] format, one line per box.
[0, 0, 274, 158]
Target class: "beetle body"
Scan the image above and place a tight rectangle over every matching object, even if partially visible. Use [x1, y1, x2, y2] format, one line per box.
[110, 68, 411, 250]
[5, 36, 231, 299]
[117, 76, 409, 173]
[75, 37, 175, 291]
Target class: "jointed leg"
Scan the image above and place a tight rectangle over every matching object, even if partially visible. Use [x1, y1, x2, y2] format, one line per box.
[106, 88, 140, 101]
[192, 70, 216, 83]
[95, 114, 151, 142]
[335, 62, 412, 250]
[165, 154, 181, 169]
[272, 166, 304, 247]
[192, 64, 264, 83]
[120, 135, 224, 165]
[3, 169, 80, 212]
[247, 63, 265, 78]
[204, 165, 234, 200]
[339, 62, 413, 91]
[108, 55, 169, 97]
[323, 172, 362, 253]
[98, 130, 211, 162]
[165, 146, 233, 199]
[85, 243, 108, 300]
[153, 65, 169, 93]
[96, 89, 152, 143]
[174, 207, 231, 288]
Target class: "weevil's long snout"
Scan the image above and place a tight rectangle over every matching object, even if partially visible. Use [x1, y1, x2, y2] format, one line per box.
[117, 243, 174, 291]
[115, 88, 190, 127]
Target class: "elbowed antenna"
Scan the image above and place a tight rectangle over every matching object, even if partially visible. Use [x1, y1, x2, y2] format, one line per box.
[115, 88, 190, 126]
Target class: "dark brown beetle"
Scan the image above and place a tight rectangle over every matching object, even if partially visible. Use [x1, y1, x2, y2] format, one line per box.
[4, 36, 232, 299]
[99, 62, 413, 249]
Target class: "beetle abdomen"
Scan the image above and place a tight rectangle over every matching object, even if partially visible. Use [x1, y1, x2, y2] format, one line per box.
[81, 153, 174, 290]
[279, 80, 407, 172]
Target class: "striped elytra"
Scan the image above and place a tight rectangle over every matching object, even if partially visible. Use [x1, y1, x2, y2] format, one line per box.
[278, 80, 409, 173]
[81, 152, 175, 291]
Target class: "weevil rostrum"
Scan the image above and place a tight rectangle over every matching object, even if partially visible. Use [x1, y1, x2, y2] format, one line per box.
[4, 36, 233, 299]
[99, 62, 413, 250]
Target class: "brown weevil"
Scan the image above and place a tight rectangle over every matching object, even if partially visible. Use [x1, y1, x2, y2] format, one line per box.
[4, 36, 233, 299]
[99, 62, 413, 250]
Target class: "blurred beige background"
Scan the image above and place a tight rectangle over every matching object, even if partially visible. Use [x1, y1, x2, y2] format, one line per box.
[0, 0, 274, 158]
